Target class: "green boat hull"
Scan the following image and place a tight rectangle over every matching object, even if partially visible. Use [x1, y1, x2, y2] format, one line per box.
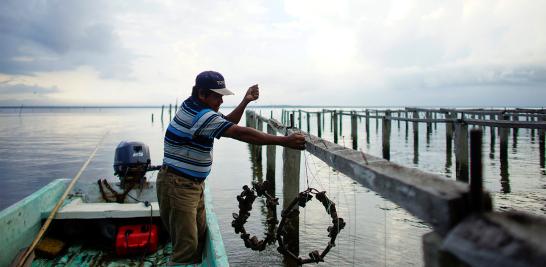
[0, 179, 228, 267]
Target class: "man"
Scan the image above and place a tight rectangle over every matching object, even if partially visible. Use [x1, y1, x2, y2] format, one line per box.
[156, 70, 306, 264]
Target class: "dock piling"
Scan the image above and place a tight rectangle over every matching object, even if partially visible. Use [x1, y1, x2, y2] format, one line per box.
[365, 110, 370, 144]
[455, 122, 469, 182]
[333, 110, 339, 144]
[413, 111, 419, 164]
[266, 123, 276, 187]
[470, 128, 484, 213]
[499, 114, 510, 193]
[382, 110, 391, 160]
[351, 111, 358, 150]
[317, 112, 322, 138]
[282, 131, 301, 266]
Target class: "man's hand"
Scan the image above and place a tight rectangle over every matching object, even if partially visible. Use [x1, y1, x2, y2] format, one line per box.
[285, 133, 306, 150]
[244, 84, 259, 103]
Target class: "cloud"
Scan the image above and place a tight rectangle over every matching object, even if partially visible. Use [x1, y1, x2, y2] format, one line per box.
[0, 83, 59, 95]
[0, 0, 133, 79]
[0, 82, 62, 105]
[0, 0, 545, 106]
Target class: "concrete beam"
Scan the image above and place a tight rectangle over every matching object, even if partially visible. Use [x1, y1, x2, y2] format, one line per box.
[442, 212, 546, 267]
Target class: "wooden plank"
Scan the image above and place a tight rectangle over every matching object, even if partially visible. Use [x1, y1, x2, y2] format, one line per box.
[442, 212, 546, 267]
[302, 132, 481, 235]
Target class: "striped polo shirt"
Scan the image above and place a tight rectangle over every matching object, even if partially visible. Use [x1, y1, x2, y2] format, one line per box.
[163, 96, 234, 180]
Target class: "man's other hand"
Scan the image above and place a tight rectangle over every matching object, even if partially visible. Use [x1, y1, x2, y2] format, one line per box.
[286, 133, 306, 150]
[244, 84, 259, 102]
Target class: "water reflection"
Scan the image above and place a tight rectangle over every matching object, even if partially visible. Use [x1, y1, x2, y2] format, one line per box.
[489, 126, 496, 159]
[512, 128, 519, 151]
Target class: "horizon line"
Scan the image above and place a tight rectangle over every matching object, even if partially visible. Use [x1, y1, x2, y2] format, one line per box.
[1, 104, 544, 109]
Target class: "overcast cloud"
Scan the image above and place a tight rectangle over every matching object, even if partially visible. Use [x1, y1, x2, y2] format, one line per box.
[0, 0, 544, 106]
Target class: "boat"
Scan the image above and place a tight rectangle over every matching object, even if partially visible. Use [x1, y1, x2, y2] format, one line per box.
[0, 179, 228, 267]
[0, 141, 229, 267]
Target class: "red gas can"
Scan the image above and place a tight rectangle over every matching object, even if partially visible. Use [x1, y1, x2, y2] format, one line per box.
[115, 224, 158, 256]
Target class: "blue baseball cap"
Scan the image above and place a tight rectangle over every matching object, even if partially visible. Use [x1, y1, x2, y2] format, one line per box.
[195, 71, 234, 95]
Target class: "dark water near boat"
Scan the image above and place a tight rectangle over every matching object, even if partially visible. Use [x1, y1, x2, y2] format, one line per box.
[1, 107, 544, 266]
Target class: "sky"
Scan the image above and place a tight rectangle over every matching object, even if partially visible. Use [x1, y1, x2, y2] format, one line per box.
[0, 0, 545, 107]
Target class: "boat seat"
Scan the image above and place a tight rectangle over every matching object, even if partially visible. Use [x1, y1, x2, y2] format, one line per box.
[54, 198, 160, 219]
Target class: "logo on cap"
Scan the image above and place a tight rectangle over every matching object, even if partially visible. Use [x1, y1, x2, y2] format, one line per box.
[195, 71, 234, 95]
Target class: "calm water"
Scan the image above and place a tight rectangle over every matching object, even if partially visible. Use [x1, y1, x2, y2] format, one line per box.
[0, 107, 544, 266]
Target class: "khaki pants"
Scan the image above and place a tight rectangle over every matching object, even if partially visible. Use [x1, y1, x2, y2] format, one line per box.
[156, 167, 206, 264]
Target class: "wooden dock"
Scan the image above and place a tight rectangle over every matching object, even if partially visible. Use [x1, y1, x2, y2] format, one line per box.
[247, 108, 546, 267]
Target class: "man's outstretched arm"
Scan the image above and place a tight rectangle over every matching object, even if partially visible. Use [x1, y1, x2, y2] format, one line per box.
[225, 84, 259, 124]
[223, 124, 306, 150]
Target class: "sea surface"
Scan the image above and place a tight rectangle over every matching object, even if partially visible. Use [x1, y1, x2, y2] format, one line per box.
[0, 107, 544, 266]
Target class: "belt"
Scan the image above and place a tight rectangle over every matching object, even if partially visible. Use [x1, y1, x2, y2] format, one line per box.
[162, 164, 205, 183]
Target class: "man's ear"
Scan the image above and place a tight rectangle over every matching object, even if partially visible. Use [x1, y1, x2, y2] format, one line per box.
[197, 89, 206, 102]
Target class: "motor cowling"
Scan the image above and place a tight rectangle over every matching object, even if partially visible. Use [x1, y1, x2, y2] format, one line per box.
[113, 141, 151, 185]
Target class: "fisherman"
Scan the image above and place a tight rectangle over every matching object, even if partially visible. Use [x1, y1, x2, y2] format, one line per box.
[156, 70, 306, 264]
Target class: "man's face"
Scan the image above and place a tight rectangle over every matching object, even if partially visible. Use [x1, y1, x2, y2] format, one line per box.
[200, 91, 223, 112]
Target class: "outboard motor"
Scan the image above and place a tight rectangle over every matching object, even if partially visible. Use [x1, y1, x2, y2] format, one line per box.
[113, 141, 152, 187]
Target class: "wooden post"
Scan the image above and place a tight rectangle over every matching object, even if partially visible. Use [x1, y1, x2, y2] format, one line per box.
[455, 122, 469, 182]
[283, 139, 301, 266]
[306, 112, 310, 132]
[256, 118, 263, 162]
[413, 111, 419, 164]
[365, 110, 370, 144]
[333, 110, 339, 144]
[290, 113, 294, 129]
[298, 110, 302, 129]
[266, 124, 277, 187]
[382, 110, 391, 160]
[426, 112, 432, 146]
[351, 111, 358, 150]
[322, 109, 325, 132]
[161, 105, 164, 122]
[339, 111, 343, 136]
[151, 113, 154, 123]
[489, 114, 496, 157]
[538, 117, 546, 169]
[169, 104, 172, 120]
[470, 128, 484, 213]
[445, 112, 454, 172]
[499, 114, 510, 193]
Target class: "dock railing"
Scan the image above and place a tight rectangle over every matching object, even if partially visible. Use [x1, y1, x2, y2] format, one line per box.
[246, 109, 546, 267]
